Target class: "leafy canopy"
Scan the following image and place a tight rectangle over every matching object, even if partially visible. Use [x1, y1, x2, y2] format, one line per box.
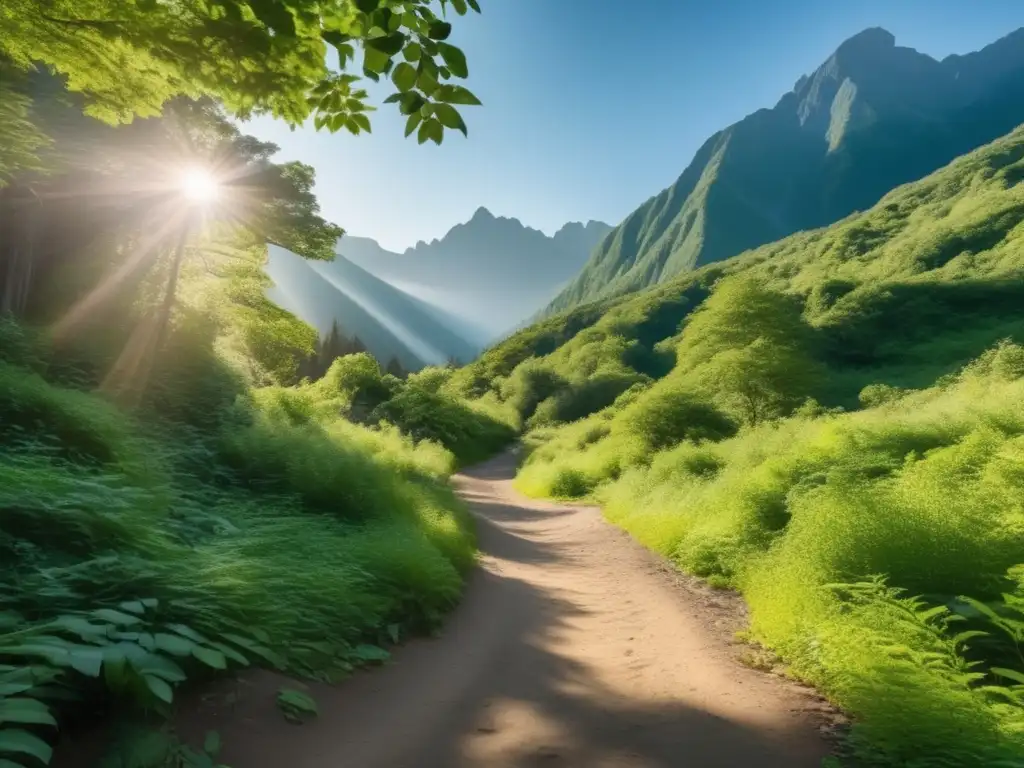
[0, 0, 482, 144]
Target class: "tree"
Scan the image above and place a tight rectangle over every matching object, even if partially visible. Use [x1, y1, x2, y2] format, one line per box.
[386, 355, 407, 378]
[677, 276, 825, 424]
[1, 0, 482, 144]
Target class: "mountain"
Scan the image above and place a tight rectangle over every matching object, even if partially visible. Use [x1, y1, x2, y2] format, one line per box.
[264, 244, 479, 371]
[546, 26, 1024, 314]
[338, 209, 612, 342]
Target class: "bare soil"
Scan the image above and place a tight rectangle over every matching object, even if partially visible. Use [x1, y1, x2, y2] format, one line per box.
[59, 451, 837, 767]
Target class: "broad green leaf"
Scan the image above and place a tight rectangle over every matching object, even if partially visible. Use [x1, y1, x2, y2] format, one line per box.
[366, 33, 405, 56]
[190, 645, 226, 670]
[352, 114, 372, 133]
[391, 63, 417, 93]
[69, 646, 104, 677]
[403, 43, 422, 62]
[165, 624, 207, 644]
[405, 113, 423, 138]
[0, 698, 57, 727]
[363, 46, 390, 75]
[92, 609, 143, 627]
[434, 104, 467, 136]
[437, 43, 468, 78]
[132, 653, 186, 684]
[153, 633, 195, 657]
[435, 85, 481, 106]
[0, 729, 53, 764]
[428, 21, 452, 40]
[143, 675, 174, 705]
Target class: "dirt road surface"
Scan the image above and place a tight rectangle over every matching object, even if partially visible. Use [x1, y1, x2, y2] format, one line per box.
[128, 452, 835, 766]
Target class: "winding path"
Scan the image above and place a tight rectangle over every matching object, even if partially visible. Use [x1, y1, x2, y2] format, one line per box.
[180, 452, 832, 767]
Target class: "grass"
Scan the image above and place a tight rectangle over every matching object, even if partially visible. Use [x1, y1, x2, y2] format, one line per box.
[478, 127, 1024, 766]
[0, 325, 494, 766]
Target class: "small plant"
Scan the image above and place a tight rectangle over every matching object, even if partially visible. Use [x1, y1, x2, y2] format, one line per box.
[275, 687, 318, 724]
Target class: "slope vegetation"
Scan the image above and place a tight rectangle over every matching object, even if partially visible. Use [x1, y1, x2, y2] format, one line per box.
[450, 125, 1024, 766]
[548, 26, 1024, 314]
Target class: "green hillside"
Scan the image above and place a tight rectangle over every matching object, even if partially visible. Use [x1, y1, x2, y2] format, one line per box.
[547, 26, 1024, 315]
[449, 125, 1024, 766]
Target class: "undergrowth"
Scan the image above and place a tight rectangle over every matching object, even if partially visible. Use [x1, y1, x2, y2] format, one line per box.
[0, 326, 493, 767]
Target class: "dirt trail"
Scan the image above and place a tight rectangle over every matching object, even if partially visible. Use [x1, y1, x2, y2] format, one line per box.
[171, 452, 833, 766]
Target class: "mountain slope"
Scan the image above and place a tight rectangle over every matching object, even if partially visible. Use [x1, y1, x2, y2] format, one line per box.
[264, 244, 478, 371]
[340, 209, 612, 341]
[455, 125, 1024, 768]
[547, 26, 1024, 314]
[455, 122, 1024, 415]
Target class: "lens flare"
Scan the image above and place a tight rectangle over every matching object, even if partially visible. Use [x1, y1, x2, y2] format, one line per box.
[179, 167, 220, 204]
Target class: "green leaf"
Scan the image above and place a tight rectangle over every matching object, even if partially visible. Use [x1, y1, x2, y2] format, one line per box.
[437, 43, 468, 78]
[143, 675, 174, 705]
[192, 646, 227, 670]
[397, 92, 427, 116]
[118, 601, 146, 616]
[0, 698, 57, 727]
[354, 0, 380, 12]
[363, 46, 390, 75]
[435, 84, 481, 106]
[403, 42, 422, 62]
[352, 114, 372, 133]
[391, 62, 417, 93]
[132, 653, 187, 684]
[992, 667, 1024, 685]
[366, 33, 406, 56]
[207, 641, 249, 667]
[428, 21, 452, 40]
[165, 624, 207, 644]
[153, 633, 195, 657]
[434, 104, 467, 136]
[0, 729, 53, 764]
[276, 688, 318, 724]
[69, 646, 104, 677]
[405, 112, 423, 138]
[92, 609, 143, 627]
[467, 0, 481, 11]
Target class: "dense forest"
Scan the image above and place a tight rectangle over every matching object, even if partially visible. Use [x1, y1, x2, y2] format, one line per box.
[446, 126, 1024, 765]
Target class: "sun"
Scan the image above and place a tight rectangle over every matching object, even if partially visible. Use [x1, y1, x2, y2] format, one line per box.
[179, 167, 220, 204]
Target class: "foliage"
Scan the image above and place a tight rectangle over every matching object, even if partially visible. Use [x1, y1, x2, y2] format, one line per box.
[485, 127, 1024, 765]
[0, 0, 482, 145]
[276, 688, 318, 724]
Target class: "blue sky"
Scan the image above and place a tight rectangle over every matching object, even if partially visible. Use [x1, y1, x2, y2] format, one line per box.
[241, 0, 1024, 252]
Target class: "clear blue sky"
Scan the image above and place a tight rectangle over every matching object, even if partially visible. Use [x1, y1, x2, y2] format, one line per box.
[240, 0, 1024, 252]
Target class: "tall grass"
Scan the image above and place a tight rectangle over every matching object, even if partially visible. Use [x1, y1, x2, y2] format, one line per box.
[0, 335, 485, 765]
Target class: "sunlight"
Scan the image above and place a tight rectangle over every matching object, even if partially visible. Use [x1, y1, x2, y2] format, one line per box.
[179, 166, 220, 205]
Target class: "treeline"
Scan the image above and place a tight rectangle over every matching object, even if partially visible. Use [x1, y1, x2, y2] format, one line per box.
[451, 126, 1024, 766]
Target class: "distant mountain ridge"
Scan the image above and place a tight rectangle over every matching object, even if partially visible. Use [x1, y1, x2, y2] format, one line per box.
[339, 208, 612, 341]
[546, 25, 1024, 315]
[264, 210, 610, 371]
